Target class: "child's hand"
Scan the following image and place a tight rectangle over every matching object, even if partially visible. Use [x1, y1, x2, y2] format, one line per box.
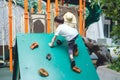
[48, 42, 53, 47]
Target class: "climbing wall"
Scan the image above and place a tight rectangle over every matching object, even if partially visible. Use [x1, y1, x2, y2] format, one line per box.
[13, 33, 99, 80]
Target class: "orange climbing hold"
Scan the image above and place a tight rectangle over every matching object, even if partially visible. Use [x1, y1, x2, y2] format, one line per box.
[39, 68, 49, 77]
[30, 42, 39, 50]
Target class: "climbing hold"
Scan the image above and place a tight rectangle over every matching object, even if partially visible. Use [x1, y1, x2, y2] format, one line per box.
[30, 42, 39, 50]
[39, 68, 49, 77]
[56, 39, 62, 45]
[46, 53, 51, 61]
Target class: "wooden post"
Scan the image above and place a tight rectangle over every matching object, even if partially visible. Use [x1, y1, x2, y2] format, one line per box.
[24, 0, 29, 33]
[46, 1, 48, 12]
[66, 0, 68, 6]
[79, 0, 83, 35]
[30, 7, 34, 13]
[83, 0, 86, 36]
[55, 0, 59, 16]
[38, 0, 42, 13]
[47, 0, 51, 33]
[61, 0, 64, 5]
[8, 0, 13, 72]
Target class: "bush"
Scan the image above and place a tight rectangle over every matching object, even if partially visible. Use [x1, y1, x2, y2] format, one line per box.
[108, 46, 120, 72]
[108, 56, 120, 72]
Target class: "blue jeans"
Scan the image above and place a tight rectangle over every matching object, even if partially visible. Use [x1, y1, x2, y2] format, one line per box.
[68, 35, 78, 55]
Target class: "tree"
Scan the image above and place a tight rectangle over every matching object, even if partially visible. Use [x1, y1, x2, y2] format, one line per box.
[93, 0, 120, 43]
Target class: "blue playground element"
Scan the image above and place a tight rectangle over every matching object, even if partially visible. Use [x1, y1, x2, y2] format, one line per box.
[13, 33, 99, 80]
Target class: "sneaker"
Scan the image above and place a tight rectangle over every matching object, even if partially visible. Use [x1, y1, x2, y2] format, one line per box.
[72, 66, 81, 73]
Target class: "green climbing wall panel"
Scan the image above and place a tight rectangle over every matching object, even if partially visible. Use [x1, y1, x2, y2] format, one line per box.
[13, 33, 99, 80]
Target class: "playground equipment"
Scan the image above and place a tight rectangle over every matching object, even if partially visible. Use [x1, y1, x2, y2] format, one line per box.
[0, 0, 17, 69]
[0, 0, 101, 72]
[12, 33, 99, 80]
[8, 0, 13, 71]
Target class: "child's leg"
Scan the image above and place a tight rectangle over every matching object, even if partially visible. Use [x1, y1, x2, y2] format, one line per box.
[68, 48, 74, 62]
[68, 43, 81, 73]
[73, 44, 78, 56]
[68, 41, 74, 61]
[73, 44, 78, 52]
[68, 41, 76, 66]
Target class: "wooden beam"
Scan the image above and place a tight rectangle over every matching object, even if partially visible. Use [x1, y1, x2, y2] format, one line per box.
[8, 0, 13, 72]
[79, 0, 83, 35]
[30, 7, 34, 13]
[47, 0, 51, 33]
[24, 0, 29, 33]
[55, 0, 59, 16]
[38, 0, 42, 13]
[83, 0, 86, 36]
[61, 0, 64, 5]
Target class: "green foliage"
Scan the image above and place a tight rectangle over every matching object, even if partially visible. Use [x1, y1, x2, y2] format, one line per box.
[108, 46, 120, 72]
[32, 2, 38, 13]
[92, 0, 120, 21]
[111, 25, 120, 43]
[92, 0, 120, 43]
[85, 2, 102, 27]
[108, 56, 120, 72]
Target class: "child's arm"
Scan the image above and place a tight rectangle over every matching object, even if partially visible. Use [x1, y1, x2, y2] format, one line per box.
[49, 35, 57, 47]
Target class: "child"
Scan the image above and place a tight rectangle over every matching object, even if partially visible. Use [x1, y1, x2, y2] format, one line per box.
[48, 15, 81, 73]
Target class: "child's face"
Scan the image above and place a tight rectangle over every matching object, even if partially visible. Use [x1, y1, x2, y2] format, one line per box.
[54, 21, 59, 28]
